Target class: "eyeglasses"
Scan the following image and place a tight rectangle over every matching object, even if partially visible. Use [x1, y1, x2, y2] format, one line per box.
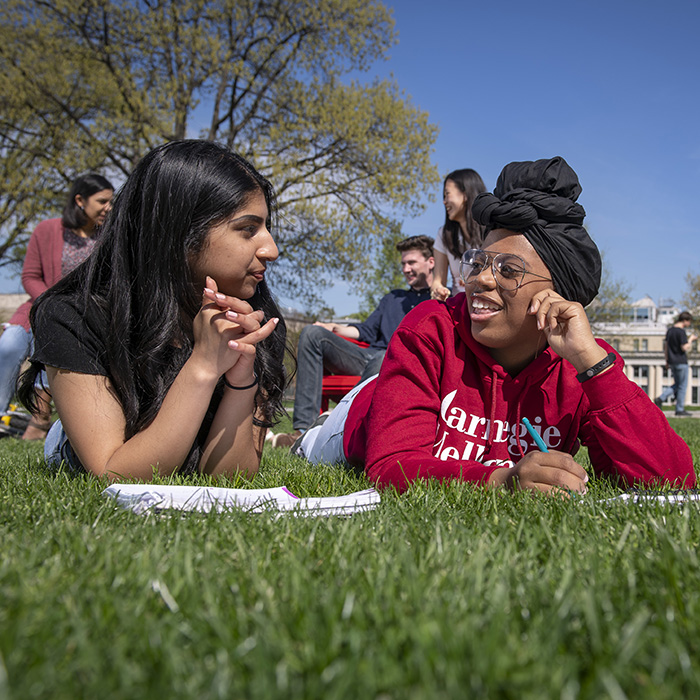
[460, 249, 552, 291]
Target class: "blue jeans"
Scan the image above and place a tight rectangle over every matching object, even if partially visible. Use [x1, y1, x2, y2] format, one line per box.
[292, 325, 386, 430]
[659, 363, 689, 413]
[45, 420, 84, 475]
[0, 325, 32, 412]
[296, 376, 376, 466]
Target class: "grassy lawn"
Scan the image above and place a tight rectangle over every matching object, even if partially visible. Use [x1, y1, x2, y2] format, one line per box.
[2, 419, 700, 699]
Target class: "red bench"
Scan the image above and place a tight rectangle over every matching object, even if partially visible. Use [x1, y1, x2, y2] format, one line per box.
[320, 337, 369, 412]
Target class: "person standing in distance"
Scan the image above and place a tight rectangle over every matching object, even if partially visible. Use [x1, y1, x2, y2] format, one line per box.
[655, 311, 698, 416]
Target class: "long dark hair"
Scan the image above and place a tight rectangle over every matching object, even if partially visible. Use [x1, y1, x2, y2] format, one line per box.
[20, 140, 288, 469]
[61, 173, 114, 230]
[442, 168, 486, 259]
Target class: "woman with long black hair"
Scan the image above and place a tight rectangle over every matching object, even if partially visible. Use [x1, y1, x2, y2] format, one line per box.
[19, 140, 288, 480]
[430, 168, 486, 301]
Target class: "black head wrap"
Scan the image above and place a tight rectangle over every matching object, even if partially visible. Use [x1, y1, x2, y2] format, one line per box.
[471, 156, 601, 306]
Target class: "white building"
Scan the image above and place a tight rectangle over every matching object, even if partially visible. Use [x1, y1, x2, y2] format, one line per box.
[594, 296, 699, 406]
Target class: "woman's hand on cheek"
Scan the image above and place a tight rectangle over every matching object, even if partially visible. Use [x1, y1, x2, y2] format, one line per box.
[193, 276, 279, 382]
[489, 450, 588, 497]
[528, 289, 607, 372]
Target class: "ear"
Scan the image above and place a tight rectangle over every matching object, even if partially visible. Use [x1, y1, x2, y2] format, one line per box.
[75, 194, 85, 210]
[428, 256, 435, 270]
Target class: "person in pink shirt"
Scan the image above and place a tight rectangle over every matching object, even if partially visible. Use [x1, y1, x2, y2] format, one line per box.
[0, 174, 113, 439]
[295, 157, 697, 494]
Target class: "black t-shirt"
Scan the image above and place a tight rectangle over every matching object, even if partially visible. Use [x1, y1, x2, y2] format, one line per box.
[32, 289, 219, 474]
[33, 291, 110, 376]
[666, 326, 689, 365]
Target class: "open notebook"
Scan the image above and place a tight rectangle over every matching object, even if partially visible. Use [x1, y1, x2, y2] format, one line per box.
[103, 483, 380, 517]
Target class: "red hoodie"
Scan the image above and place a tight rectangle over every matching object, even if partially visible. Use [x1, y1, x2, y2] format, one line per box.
[343, 294, 696, 492]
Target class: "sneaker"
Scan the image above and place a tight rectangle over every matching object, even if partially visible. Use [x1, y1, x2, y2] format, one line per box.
[675, 410, 693, 417]
[654, 397, 663, 409]
[0, 424, 20, 438]
[270, 430, 302, 449]
[0, 410, 31, 430]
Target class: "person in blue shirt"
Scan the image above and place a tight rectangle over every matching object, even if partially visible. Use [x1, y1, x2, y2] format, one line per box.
[273, 235, 434, 447]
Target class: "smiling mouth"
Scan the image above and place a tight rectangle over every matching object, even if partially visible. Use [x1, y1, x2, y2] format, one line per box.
[470, 295, 502, 319]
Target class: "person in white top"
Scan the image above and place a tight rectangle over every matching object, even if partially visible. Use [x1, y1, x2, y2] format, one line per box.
[430, 168, 486, 300]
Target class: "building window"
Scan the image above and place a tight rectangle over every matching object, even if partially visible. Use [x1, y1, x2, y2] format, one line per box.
[641, 339, 648, 351]
[632, 366, 649, 379]
[693, 387, 699, 405]
[664, 367, 672, 379]
[633, 339, 639, 351]
[693, 367, 699, 379]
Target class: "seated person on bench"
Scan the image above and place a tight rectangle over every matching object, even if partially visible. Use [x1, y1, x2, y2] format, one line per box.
[272, 235, 434, 448]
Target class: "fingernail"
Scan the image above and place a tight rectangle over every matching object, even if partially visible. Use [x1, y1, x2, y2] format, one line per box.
[215, 293, 226, 301]
[272, 318, 280, 325]
[226, 311, 238, 319]
[536, 319, 543, 330]
[229, 340, 239, 349]
[204, 287, 214, 295]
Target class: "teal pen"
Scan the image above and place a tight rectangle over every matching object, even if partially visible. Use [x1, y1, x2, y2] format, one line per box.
[522, 417, 549, 453]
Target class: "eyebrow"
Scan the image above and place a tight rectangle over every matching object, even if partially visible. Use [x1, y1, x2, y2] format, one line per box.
[229, 214, 265, 225]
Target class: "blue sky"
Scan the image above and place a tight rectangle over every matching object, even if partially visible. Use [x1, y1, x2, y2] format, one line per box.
[3, 0, 698, 317]
[280, 0, 700, 315]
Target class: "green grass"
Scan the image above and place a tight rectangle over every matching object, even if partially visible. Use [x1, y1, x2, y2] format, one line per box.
[2, 420, 700, 699]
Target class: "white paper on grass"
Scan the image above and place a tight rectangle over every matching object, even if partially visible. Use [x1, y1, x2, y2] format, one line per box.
[605, 490, 700, 505]
[103, 483, 380, 516]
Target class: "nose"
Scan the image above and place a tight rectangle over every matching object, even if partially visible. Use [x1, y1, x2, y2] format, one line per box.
[473, 261, 497, 289]
[258, 229, 279, 262]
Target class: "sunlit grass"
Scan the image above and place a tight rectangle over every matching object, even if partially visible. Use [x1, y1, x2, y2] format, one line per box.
[1, 420, 700, 698]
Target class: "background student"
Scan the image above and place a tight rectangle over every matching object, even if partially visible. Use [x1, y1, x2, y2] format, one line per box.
[655, 311, 698, 416]
[272, 235, 434, 448]
[430, 168, 486, 301]
[0, 173, 113, 440]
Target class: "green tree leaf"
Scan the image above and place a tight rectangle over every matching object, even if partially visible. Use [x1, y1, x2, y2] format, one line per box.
[0, 0, 440, 308]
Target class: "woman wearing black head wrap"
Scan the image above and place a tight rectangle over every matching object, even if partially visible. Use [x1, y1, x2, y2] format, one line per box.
[471, 156, 601, 306]
[292, 157, 695, 496]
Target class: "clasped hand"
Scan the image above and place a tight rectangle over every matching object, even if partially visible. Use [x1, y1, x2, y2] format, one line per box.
[192, 275, 278, 384]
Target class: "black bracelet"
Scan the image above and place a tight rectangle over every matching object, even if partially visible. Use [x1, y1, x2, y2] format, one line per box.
[576, 352, 616, 383]
[223, 373, 259, 390]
